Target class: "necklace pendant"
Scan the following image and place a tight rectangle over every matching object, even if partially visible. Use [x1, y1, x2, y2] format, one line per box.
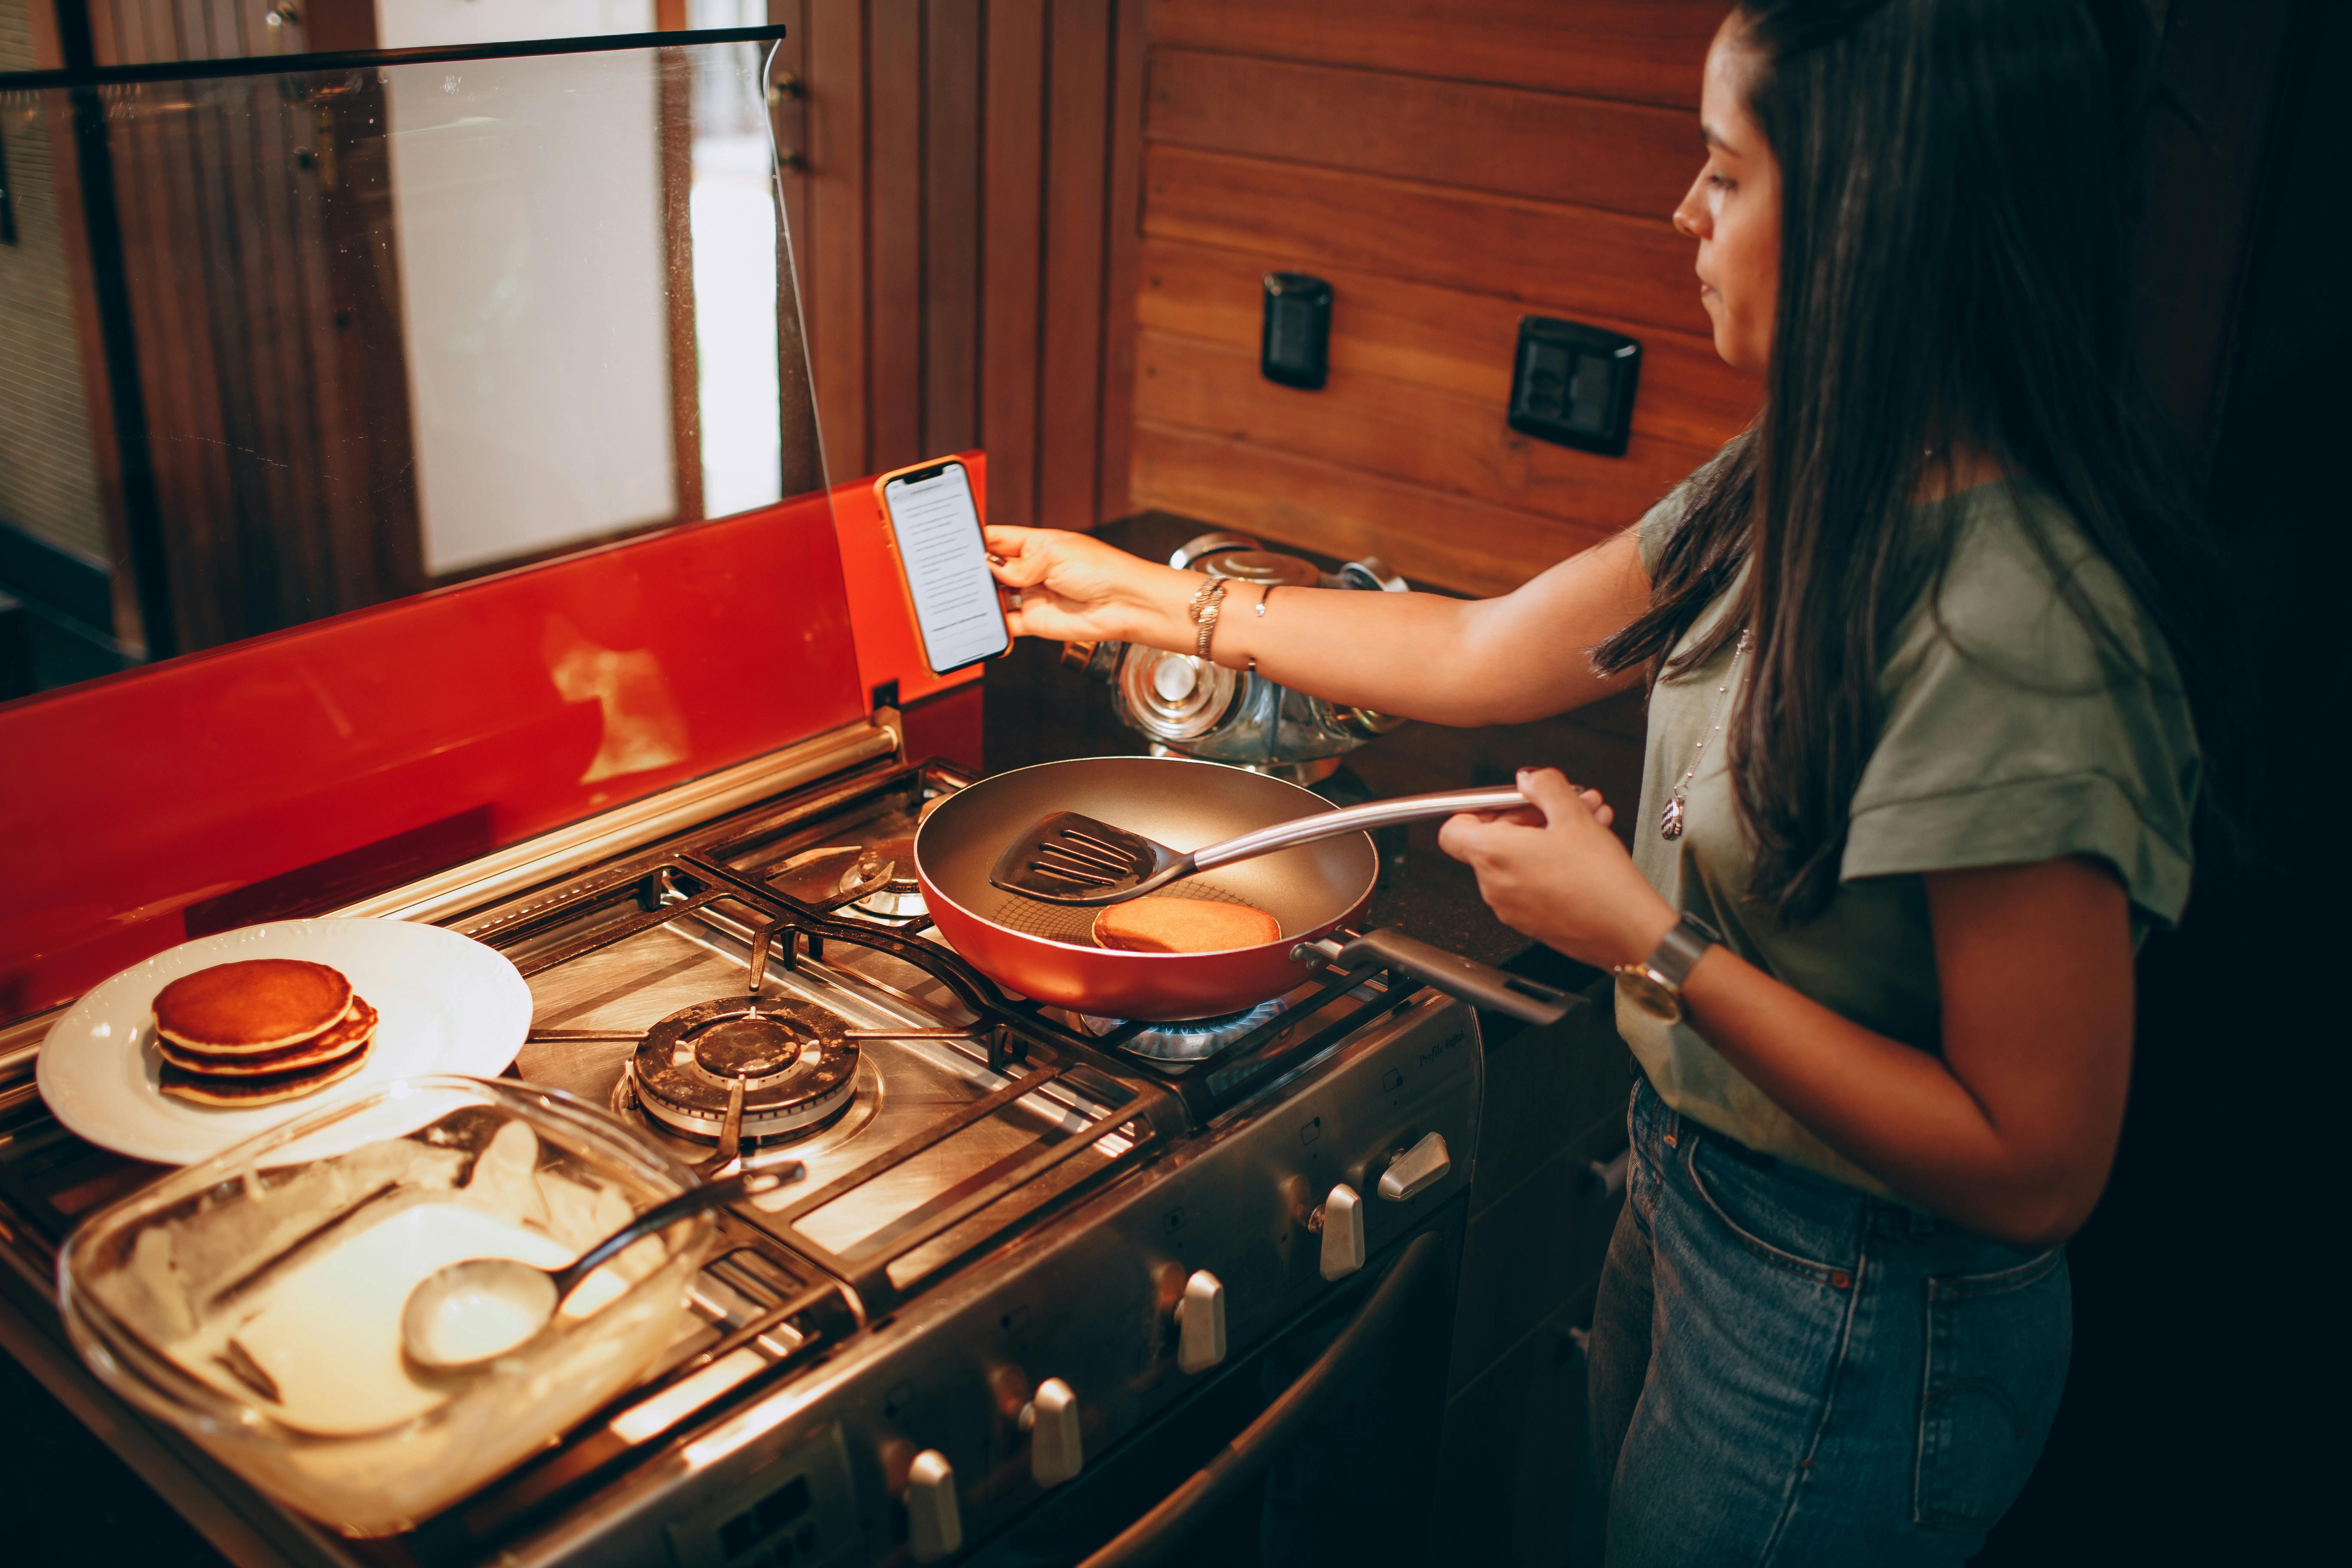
[1660, 798, 1685, 840]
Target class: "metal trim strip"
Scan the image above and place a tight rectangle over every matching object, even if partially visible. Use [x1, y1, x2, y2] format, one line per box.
[0, 24, 792, 91]
[336, 720, 899, 925]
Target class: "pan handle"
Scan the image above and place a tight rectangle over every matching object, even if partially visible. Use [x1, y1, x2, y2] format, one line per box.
[1293, 929, 1579, 1026]
[1188, 786, 1529, 873]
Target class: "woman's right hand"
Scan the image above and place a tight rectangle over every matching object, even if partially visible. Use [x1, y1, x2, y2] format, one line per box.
[985, 526, 1198, 651]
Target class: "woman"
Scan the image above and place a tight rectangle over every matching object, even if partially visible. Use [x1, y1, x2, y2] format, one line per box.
[986, 0, 2208, 1561]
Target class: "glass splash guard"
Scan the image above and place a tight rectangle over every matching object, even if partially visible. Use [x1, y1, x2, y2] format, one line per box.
[0, 23, 822, 668]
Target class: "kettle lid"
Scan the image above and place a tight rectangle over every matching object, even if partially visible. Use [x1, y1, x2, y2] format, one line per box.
[1205, 550, 1320, 588]
[1168, 530, 1319, 588]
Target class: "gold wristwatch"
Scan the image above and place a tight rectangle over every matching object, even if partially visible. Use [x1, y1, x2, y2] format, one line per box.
[1612, 912, 1723, 1026]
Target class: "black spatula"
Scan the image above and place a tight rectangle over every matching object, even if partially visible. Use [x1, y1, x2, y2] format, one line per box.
[987, 786, 1530, 906]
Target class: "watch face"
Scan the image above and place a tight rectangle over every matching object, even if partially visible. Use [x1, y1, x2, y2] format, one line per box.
[1614, 969, 1684, 1025]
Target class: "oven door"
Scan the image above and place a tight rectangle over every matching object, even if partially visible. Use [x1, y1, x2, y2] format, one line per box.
[961, 1197, 1466, 1568]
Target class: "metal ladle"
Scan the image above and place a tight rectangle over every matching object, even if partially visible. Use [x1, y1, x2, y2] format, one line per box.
[400, 1147, 807, 1372]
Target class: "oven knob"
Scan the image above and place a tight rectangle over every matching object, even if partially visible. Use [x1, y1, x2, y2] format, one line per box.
[1377, 1131, 1453, 1203]
[1311, 1183, 1365, 1280]
[1176, 1269, 1227, 1373]
[905, 1449, 962, 1562]
[1019, 1377, 1082, 1487]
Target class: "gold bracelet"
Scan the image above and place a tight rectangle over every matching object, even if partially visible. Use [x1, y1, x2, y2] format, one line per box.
[1188, 578, 1229, 661]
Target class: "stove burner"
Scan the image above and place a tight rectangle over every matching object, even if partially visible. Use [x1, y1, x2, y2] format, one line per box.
[836, 836, 928, 920]
[634, 999, 859, 1140]
[1082, 998, 1288, 1062]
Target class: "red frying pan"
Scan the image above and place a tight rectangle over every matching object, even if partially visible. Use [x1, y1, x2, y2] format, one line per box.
[914, 757, 1575, 1024]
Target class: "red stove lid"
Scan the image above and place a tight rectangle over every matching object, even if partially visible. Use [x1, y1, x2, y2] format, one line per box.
[0, 487, 866, 1023]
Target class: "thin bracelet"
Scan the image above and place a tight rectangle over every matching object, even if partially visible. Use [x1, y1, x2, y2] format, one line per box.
[1242, 583, 1272, 673]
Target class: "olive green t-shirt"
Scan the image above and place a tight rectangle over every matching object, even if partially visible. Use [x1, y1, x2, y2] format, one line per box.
[1621, 476, 2200, 1194]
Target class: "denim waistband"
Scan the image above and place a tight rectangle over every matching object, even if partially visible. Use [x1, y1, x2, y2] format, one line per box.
[1630, 1074, 1961, 1238]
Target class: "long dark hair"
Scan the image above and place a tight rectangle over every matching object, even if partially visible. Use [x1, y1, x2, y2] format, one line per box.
[1593, 0, 2219, 922]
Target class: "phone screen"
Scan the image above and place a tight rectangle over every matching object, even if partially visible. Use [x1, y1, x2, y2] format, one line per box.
[880, 462, 1009, 673]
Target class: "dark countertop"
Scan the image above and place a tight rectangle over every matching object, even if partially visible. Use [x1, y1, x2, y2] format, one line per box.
[981, 512, 1649, 1000]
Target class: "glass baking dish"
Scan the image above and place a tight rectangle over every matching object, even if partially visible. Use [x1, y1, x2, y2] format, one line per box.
[58, 1076, 717, 1536]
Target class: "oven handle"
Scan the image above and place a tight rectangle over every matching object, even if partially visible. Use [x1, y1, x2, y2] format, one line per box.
[1075, 1228, 1444, 1568]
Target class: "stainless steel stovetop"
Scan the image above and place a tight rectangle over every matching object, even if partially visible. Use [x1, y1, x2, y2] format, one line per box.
[0, 737, 1483, 1568]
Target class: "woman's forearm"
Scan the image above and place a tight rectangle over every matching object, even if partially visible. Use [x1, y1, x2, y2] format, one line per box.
[992, 524, 1651, 725]
[1203, 583, 1520, 723]
[1144, 531, 1653, 726]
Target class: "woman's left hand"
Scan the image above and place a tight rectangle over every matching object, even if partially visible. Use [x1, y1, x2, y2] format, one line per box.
[1437, 768, 1678, 969]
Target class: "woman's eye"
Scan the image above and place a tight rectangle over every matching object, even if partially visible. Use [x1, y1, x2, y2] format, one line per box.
[1708, 173, 1736, 192]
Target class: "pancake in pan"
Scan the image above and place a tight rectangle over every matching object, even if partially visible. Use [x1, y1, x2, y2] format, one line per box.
[155, 996, 377, 1078]
[154, 960, 355, 1054]
[1092, 897, 1283, 953]
[159, 1043, 372, 1107]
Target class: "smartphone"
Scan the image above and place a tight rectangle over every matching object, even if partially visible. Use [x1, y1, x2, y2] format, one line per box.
[873, 458, 1012, 675]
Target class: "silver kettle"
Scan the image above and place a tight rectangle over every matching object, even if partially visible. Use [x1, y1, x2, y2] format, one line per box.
[1062, 533, 1409, 783]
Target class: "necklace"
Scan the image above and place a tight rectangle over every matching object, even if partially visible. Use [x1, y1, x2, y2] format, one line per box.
[1660, 629, 1749, 842]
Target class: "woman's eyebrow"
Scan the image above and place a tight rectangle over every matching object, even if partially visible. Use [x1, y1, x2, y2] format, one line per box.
[1701, 122, 1744, 156]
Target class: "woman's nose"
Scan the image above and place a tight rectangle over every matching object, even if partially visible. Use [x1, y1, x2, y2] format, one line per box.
[1672, 172, 1708, 239]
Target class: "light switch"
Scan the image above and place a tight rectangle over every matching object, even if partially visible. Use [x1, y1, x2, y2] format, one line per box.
[1262, 272, 1333, 389]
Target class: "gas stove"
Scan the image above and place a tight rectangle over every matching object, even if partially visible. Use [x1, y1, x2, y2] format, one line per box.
[0, 741, 1485, 1568]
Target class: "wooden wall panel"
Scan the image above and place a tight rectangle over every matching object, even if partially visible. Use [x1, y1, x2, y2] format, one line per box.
[802, 0, 870, 481]
[1133, 423, 1609, 598]
[1096, 0, 1149, 524]
[769, 0, 809, 289]
[1144, 145, 1699, 340]
[764, 2, 822, 500]
[979, 0, 1047, 533]
[790, 0, 1143, 529]
[1148, 0, 1722, 110]
[1134, 331, 1709, 531]
[922, 0, 982, 455]
[1036, 1, 1113, 533]
[1147, 47, 1693, 218]
[1128, 0, 1754, 592]
[1138, 239, 1757, 450]
[867, 1, 923, 469]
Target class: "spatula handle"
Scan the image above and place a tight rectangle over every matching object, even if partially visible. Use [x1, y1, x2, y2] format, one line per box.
[1190, 786, 1531, 872]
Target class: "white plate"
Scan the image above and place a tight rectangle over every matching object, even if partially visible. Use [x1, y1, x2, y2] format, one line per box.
[36, 918, 531, 1165]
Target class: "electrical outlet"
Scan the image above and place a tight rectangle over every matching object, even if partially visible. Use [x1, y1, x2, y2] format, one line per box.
[1508, 317, 1640, 456]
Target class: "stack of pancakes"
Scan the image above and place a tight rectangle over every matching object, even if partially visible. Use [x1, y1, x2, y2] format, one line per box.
[153, 959, 377, 1106]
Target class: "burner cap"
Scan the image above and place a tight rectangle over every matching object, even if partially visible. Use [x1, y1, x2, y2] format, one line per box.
[634, 999, 858, 1139]
[839, 836, 928, 919]
[692, 1014, 812, 1080]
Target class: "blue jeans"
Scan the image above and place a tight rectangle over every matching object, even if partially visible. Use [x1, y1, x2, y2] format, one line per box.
[1588, 1079, 2070, 1565]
